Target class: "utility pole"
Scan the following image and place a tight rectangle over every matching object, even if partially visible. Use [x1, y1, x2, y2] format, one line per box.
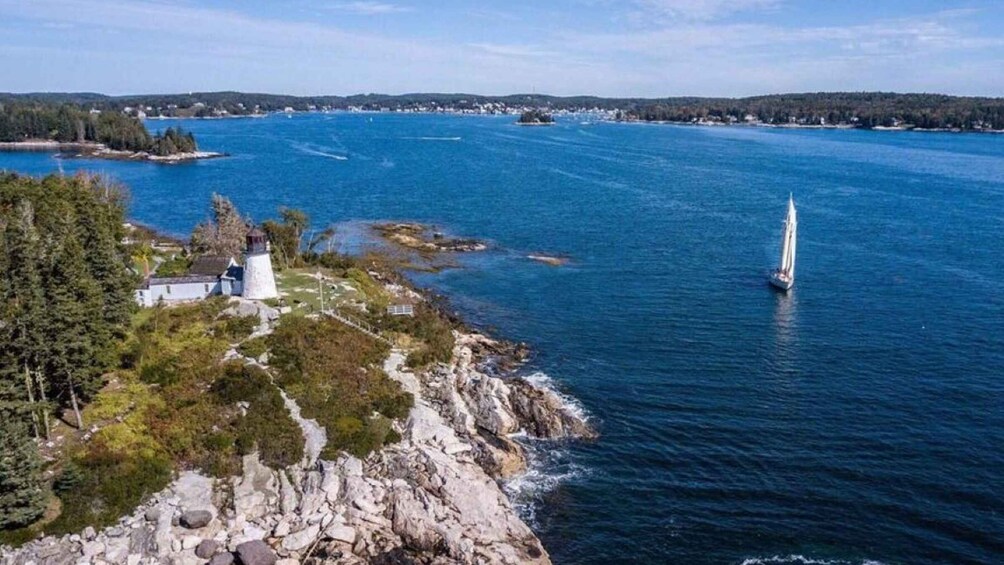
[317, 269, 325, 313]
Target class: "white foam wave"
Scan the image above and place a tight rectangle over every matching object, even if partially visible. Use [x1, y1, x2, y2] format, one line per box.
[739, 555, 887, 565]
[502, 436, 588, 525]
[523, 371, 590, 423]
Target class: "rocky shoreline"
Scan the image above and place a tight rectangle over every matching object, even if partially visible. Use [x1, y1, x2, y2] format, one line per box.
[0, 141, 226, 163]
[1, 300, 593, 565]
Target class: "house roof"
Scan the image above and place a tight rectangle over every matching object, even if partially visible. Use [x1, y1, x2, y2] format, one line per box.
[189, 255, 234, 275]
[137, 275, 220, 290]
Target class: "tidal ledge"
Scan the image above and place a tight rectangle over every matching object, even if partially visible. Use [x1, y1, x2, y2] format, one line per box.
[374, 222, 488, 253]
[0, 141, 226, 163]
[1, 295, 595, 565]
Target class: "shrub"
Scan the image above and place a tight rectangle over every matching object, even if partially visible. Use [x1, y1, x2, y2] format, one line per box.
[238, 336, 269, 359]
[214, 314, 258, 342]
[268, 316, 410, 456]
[47, 448, 172, 535]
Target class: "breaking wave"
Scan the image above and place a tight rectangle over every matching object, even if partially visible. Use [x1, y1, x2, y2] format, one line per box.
[503, 434, 588, 526]
[523, 371, 590, 423]
[502, 371, 591, 525]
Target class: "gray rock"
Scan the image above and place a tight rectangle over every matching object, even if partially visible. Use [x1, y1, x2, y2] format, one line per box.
[144, 508, 161, 522]
[280, 524, 319, 552]
[234, 540, 277, 565]
[83, 527, 97, 541]
[179, 509, 213, 529]
[208, 553, 236, 565]
[196, 539, 220, 559]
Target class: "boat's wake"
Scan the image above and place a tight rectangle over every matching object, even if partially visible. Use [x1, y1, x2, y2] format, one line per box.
[740, 556, 887, 565]
[402, 136, 463, 141]
[289, 141, 348, 160]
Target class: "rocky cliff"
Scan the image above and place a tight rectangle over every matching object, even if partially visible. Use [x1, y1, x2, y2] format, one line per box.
[1, 328, 593, 565]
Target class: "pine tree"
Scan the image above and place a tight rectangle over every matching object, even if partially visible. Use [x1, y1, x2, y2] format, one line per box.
[70, 178, 135, 336]
[44, 208, 106, 428]
[1, 200, 51, 438]
[0, 413, 46, 529]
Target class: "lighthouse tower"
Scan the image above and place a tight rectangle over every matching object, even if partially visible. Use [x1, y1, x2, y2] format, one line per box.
[242, 226, 278, 300]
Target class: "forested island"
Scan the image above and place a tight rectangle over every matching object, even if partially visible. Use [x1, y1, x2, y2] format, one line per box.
[3, 91, 1003, 131]
[0, 102, 216, 161]
[517, 109, 555, 125]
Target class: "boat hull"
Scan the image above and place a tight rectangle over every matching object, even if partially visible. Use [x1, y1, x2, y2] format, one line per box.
[769, 273, 794, 291]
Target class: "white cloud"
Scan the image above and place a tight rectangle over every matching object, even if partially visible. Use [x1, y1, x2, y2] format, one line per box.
[632, 0, 780, 21]
[329, 1, 410, 15]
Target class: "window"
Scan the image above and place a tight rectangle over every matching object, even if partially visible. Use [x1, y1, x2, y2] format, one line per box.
[205, 284, 211, 293]
[166, 285, 171, 295]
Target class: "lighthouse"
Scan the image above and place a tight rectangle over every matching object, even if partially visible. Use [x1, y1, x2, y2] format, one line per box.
[242, 226, 278, 300]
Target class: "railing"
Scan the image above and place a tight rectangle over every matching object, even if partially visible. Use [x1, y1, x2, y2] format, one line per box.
[322, 308, 392, 345]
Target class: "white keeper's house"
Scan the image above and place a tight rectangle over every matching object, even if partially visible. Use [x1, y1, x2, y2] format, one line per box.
[135, 226, 279, 307]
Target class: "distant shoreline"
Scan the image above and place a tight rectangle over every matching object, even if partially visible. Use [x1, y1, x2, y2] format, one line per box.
[613, 119, 1004, 134]
[0, 140, 227, 163]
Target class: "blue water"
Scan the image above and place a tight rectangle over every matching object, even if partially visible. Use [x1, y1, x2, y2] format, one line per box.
[4, 114, 1003, 565]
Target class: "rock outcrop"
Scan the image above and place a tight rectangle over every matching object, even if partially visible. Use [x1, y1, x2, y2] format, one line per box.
[1, 330, 593, 565]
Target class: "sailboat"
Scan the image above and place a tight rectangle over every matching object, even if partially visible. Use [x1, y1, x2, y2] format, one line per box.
[769, 195, 797, 291]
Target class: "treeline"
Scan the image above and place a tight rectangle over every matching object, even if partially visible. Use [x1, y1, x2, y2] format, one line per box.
[3, 91, 1004, 130]
[0, 173, 135, 529]
[0, 102, 198, 153]
[626, 92, 1004, 130]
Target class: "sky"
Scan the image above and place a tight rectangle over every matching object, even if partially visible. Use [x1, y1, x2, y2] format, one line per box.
[1, 0, 1002, 97]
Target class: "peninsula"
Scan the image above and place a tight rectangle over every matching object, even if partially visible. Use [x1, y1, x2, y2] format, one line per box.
[0, 176, 593, 564]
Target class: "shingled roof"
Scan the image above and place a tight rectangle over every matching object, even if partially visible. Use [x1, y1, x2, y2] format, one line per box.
[189, 255, 234, 276]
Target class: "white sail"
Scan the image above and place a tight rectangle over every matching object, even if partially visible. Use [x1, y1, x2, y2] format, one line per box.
[770, 195, 797, 290]
[780, 195, 797, 275]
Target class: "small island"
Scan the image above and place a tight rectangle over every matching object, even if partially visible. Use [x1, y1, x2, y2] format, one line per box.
[0, 102, 222, 162]
[516, 109, 555, 125]
[374, 222, 487, 253]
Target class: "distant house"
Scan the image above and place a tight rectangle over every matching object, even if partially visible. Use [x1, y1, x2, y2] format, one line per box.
[134, 227, 277, 307]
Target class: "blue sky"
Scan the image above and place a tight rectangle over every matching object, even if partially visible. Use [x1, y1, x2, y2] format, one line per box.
[1, 0, 1002, 97]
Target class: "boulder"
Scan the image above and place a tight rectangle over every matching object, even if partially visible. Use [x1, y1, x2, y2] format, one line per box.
[179, 510, 213, 529]
[81, 540, 105, 559]
[234, 540, 277, 565]
[208, 553, 236, 565]
[280, 524, 319, 552]
[324, 525, 356, 545]
[196, 539, 220, 559]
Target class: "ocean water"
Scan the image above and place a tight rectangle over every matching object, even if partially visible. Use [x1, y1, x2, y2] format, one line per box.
[3, 114, 1002, 564]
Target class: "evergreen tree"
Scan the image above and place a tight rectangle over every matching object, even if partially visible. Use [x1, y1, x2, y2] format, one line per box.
[0, 414, 46, 529]
[44, 207, 107, 428]
[0, 200, 50, 438]
[70, 177, 135, 335]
